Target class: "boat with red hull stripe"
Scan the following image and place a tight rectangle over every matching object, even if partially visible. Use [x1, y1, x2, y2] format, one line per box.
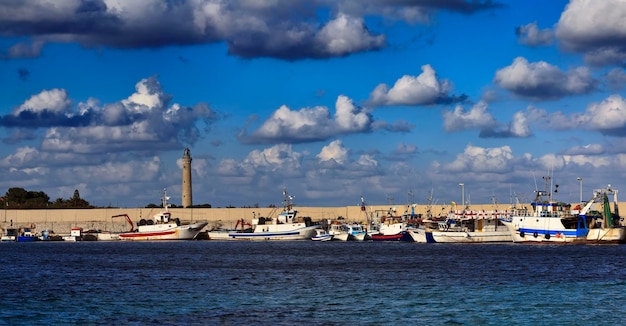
[114, 189, 207, 241]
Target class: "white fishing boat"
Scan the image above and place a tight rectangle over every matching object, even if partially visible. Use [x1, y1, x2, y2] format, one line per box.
[79, 229, 120, 241]
[206, 230, 232, 240]
[311, 229, 333, 241]
[207, 219, 251, 240]
[1, 228, 18, 241]
[228, 189, 319, 240]
[407, 227, 429, 243]
[358, 196, 411, 241]
[370, 213, 411, 241]
[585, 186, 625, 243]
[406, 191, 437, 243]
[428, 209, 512, 243]
[346, 223, 367, 241]
[114, 189, 208, 241]
[328, 222, 350, 241]
[95, 231, 120, 241]
[62, 228, 82, 241]
[501, 177, 625, 244]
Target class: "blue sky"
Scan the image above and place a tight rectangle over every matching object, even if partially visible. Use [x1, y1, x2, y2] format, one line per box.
[1, 0, 626, 208]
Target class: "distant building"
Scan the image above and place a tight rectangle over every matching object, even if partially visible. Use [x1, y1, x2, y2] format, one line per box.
[182, 148, 193, 208]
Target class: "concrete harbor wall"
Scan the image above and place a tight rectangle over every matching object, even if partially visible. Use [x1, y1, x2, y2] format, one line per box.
[2, 202, 625, 236]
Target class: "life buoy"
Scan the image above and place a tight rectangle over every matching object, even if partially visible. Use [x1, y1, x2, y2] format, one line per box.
[545, 233, 550, 239]
[533, 232, 538, 238]
[519, 231, 525, 237]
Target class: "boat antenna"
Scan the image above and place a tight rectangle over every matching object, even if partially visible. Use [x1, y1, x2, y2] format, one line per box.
[541, 175, 551, 201]
[162, 188, 171, 211]
[283, 188, 293, 211]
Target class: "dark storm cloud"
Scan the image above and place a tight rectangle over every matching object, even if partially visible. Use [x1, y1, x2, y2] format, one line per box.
[0, 0, 502, 60]
[0, 109, 93, 128]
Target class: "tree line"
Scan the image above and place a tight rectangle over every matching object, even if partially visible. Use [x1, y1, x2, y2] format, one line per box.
[1, 187, 91, 209]
[1, 187, 272, 209]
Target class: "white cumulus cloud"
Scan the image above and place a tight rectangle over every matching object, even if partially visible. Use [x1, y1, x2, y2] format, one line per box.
[244, 95, 372, 144]
[556, 0, 626, 66]
[16, 88, 71, 115]
[317, 140, 348, 164]
[369, 64, 463, 106]
[442, 145, 514, 173]
[494, 57, 596, 100]
[443, 101, 498, 132]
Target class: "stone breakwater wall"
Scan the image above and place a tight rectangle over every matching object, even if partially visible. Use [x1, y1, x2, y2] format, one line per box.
[2, 202, 623, 236]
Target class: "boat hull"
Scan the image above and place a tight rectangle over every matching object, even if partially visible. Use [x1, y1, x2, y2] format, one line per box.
[349, 233, 367, 241]
[430, 230, 511, 243]
[332, 233, 350, 241]
[96, 232, 120, 241]
[118, 222, 208, 241]
[229, 225, 319, 241]
[207, 230, 235, 240]
[407, 228, 434, 243]
[312, 234, 333, 241]
[371, 232, 411, 241]
[586, 227, 626, 243]
[501, 218, 588, 243]
[16, 236, 38, 242]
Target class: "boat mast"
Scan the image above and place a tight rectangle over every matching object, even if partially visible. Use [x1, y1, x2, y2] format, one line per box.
[162, 188, 171, 212]
[282, 188, 294, 211]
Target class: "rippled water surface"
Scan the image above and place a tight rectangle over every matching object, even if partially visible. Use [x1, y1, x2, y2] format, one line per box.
[2, 241, 626, 325]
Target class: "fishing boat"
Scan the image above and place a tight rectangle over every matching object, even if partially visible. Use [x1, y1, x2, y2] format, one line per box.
[370, 213, 411, 241]
[407, 227, 432, 243]
[207, 219, 251, 240]
[584, 186, 625, 243]
[311, 229, 333, 241]
[114, 189, 208, 241]
[2, 226, 40, 242]
[328, 222, 350, 241]
[39, 230, 63, 241]
[80, 229, 120, 241]
[358, 196, 411, 241]
[501, 176, 624, 244]
[95, 231, 120, 241]
[1, 228, 18, 241]
[346, 223, 367, 241]
[501, 176, 586, 243]
[17, 227, 39, 242]
[62, 227, 83, 241]
[228, 189, 319, 240]
[427, 209, 512, 243]
[397, 191, 430, 242]
[406, 191, 437, 243]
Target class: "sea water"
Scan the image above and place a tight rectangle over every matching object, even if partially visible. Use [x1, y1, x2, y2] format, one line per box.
[1, 241, 626, 325]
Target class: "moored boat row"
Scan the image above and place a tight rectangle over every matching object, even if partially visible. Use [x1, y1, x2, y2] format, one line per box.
[4, 181, 626, 244]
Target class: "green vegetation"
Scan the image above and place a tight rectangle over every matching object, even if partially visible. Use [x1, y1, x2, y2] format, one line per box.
[1, 188, 91, 209]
